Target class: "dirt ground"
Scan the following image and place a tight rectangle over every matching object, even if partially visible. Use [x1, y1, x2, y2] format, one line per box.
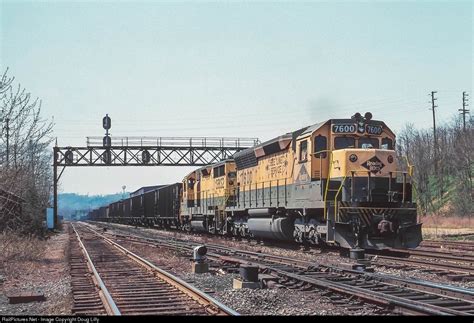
[0, 225, 72, 315]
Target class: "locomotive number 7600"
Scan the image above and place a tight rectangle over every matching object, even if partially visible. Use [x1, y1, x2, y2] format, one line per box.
[332, 124, 356, 133]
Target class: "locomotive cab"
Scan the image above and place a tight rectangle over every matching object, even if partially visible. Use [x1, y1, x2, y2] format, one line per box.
[227, 113, 422, 250]
[180, 160, 238, 234]
[320, 114, 421, 249]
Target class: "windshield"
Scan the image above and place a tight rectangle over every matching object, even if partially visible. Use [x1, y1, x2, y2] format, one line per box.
[358, 138, 379, 148]
[334, 137, 356, 149]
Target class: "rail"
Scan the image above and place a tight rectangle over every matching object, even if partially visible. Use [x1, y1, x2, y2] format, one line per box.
[71, 223, 121, 315]
[91, 225, 474, 316]
[79, 224, 238, 316]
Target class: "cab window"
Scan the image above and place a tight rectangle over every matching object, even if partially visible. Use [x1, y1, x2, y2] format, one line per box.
[381, 137, 393, 150]
[358, 138, 379, 148]
[334, 137, 355, 149]
[299, 140, 308, 161]
[213, 165, 225, 178]
[314, 135, 327, 158]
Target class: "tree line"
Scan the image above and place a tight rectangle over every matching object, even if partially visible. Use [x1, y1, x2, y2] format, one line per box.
[397, 115, 473, 217]
[0, 69, 54, 235]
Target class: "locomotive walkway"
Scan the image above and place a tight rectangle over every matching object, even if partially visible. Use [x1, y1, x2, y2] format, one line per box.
[69, 223, 238, 316]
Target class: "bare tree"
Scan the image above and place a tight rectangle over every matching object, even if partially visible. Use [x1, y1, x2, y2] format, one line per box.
[398, 115, 473, 219]
[0, 68, 54, 235]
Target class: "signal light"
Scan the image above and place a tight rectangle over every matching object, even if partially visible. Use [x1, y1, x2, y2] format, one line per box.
[65, 150, 74, 164]
[352, 112, 362, 120]
[142, 150, 151, 164]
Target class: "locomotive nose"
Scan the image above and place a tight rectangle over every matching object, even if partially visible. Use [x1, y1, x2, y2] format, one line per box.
[331, 149, 397, 178]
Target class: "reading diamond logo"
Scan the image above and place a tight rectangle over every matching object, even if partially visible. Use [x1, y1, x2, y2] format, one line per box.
[361, 156, 385, 174]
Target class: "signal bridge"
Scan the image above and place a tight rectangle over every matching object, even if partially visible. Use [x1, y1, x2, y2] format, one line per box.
[52, 134, 259, 228]
[54, 136, 259, 167]
[52, 113, 260, 229]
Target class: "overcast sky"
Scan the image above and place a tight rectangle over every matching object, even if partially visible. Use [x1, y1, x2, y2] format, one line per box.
[1, 1, 472, 195]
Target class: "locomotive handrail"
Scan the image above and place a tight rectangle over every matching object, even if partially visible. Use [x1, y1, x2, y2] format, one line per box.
[313, 149, 332, 207]
[323, 150, 334, 220]
[237, 178, 292, 209]
[334, 170, 370, 222]
[404, 155, 415, 177]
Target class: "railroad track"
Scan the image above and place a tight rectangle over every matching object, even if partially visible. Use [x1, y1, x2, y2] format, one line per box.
[367, 248, 474, 279]
[92, 221, 474, 281]
[69, 227, 108, 315]
[69, 223, 238, 316]
[84, 222, 474, 316]
[421, 240, 474, 253]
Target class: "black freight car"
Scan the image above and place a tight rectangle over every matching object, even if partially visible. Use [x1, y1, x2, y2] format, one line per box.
[136, 183, 182, 227]
[109, 200, 123, 219]
[98, 206, 108, 220]
[142, 189, 156, 226]
[116, 200, 124, 218]
[155, 183, 182, 228]
[122, 197, 131, 220]
[87, 209, 98, 220]
[109, 201, 116, 219]
[131, 194, 144, 219]
[89, 183, 182, 227]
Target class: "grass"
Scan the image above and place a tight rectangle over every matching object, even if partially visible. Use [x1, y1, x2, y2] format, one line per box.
[420, 215, 474, 240]
[444, 234, 474, 241]
[420, 214, 473, 229]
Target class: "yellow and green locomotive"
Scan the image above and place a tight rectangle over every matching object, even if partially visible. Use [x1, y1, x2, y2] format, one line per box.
[180, 160, 237, 234]
[180, 113, 422, 250]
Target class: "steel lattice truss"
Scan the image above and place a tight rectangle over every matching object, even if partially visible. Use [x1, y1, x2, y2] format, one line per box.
[53, 137, 259, 166]
[54, 146, 250, 166]
[51, 136, 259, 229]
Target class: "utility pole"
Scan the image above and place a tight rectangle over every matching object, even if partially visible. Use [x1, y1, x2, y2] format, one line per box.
[3, 117, 10, 168]
[430, 91, 438, 173]
[5, 119, 9, 167]
[459, 91, 469, 131]
[53, 145, 58, 229]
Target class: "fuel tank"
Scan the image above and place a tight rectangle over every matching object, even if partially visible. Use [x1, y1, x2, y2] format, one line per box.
[247, 217, 294, 241]
[190, 220, 207, 232]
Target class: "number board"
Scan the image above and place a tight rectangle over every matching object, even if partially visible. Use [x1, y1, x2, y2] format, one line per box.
[332, 124, 356, 134]
[365, 125, 383, 135]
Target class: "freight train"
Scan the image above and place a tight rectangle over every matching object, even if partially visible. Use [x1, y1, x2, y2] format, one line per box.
[88, 113, 422, 250]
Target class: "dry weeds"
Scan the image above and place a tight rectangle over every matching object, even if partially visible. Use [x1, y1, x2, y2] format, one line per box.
[0, 233, 47, 279]
[420, 215, 474, 239]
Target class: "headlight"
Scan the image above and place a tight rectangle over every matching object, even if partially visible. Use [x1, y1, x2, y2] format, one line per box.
[349, 154, 358, 162]
[387, 155, 394, 164]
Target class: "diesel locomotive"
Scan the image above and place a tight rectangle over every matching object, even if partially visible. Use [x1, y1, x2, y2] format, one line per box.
[88, 113, 422, 250]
